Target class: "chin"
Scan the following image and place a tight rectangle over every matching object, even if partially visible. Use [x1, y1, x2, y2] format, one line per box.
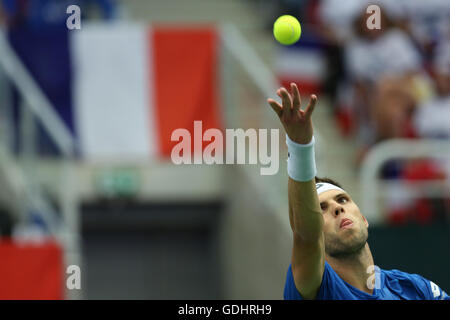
[327, 241, 367, 259]
[325, 232, 368, 258]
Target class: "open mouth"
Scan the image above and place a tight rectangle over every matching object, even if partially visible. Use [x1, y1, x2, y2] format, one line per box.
[340, 218, 353, 229]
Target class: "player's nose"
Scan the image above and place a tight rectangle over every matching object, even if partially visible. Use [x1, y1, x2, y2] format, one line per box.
[333, 206, 344, 217]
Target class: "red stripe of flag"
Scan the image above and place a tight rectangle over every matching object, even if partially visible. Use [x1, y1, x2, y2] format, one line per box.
[151, 26, 223, 159]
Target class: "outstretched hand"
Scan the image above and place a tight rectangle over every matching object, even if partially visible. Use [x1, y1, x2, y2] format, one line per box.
[267, 83, 317, 144]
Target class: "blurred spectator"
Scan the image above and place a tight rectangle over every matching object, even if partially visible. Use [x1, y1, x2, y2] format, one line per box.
[319, 0, 365, 43]
[314, 0, 450, 224]
[316, 0, 363, 105]
[316, 0, 416, 134]
[346, 15, 421, 85]
[413, 40, 450, 139]
[319, 0, 406, 42]
[343, 6, 435, 162]
[384, 41, 450, 225]
[399, 0, 450, 61]
[316, 0, 449, 148]
[315, 0, 359, 106]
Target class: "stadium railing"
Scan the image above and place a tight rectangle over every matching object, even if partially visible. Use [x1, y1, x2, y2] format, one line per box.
[0, 29, 81, 299]
[360, 138, 450, 225]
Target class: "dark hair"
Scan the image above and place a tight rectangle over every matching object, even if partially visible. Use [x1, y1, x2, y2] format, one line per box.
[315, 176, 343, 189]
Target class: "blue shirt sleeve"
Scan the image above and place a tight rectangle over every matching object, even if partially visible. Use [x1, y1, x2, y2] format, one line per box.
[425, 280, 450, 300]
[407, 272, 450, 300]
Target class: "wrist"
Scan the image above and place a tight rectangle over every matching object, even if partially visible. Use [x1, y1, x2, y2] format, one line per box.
[286, 134, 317, 182]
[286, 134, 314, 148]
[287, 132, 313, 145]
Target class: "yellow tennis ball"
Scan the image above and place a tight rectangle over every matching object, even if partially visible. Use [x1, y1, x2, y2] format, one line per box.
[273, 15, 301, 45]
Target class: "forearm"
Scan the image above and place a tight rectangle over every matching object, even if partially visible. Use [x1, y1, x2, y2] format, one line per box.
[288, 178, 323, 242]
[285, 132, 323, 241]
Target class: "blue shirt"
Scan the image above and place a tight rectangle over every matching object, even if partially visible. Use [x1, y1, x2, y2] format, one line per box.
[284, 262, 449, 300]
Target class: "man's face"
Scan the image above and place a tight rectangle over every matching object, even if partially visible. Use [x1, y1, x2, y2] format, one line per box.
[318, 190, 369, 259]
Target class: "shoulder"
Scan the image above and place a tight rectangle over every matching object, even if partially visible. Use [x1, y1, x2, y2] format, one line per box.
[382, 268, 448, 300]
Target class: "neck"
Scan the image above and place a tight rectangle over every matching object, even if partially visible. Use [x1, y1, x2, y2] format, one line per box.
[326, 243, 375, 294]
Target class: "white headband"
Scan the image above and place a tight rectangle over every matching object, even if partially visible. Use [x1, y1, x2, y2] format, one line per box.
[316, 182, 345, 195]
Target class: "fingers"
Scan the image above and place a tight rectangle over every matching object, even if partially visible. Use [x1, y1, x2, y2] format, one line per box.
[269, 86, 317, 121]
[304, 94, 317, 119]
[291, 83, 301, 110]
[277, 88, 293, 115]
[267, 98, 282, 118]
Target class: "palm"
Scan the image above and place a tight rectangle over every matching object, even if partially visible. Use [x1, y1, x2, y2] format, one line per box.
[267, 83, 317, 144]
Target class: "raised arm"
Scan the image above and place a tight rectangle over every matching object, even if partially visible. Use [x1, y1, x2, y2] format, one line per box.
[268, 83, 325, 299]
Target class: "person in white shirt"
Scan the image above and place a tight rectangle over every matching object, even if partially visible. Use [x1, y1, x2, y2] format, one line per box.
[414, 41, 450, 139]
[343, 6, 430, 162]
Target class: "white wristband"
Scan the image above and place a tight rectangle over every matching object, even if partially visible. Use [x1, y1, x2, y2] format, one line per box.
[286, 134, 317, 182]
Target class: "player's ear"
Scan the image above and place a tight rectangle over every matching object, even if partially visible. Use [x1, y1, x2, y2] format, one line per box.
[362, 215, 369, 228]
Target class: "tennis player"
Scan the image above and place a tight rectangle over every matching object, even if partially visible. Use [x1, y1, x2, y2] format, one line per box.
[267, 83, 449, 300]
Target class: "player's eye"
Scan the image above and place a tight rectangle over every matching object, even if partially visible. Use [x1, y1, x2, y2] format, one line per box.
[320, 203, 327, 211]
[338, 197, 348, 204]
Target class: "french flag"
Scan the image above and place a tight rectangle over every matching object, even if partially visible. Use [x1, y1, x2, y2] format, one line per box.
[8, 23, 223, 160]
[3, 23, 223, 299]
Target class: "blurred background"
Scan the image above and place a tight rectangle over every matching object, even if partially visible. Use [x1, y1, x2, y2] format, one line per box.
[0, 0, 449, 299]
